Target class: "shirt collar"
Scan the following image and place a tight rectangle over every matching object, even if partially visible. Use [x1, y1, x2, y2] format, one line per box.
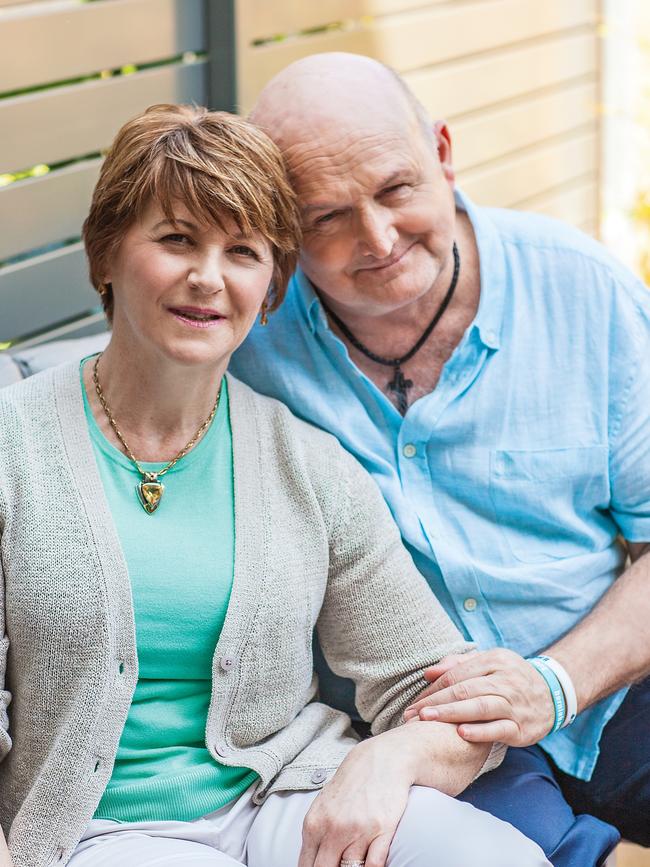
[295, 267, 324, 335]
[455, 188, 505, 351]
[295, 188, 506, 351]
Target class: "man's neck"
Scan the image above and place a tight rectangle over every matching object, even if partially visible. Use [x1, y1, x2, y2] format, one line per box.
[320, 211, 481, 411]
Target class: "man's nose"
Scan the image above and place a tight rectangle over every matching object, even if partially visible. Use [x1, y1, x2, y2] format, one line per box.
[188, 252, 226, 294]
[357, 206, 398, 259]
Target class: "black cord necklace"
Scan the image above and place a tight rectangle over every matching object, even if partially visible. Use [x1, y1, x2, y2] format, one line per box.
[320, 241, 461, 414]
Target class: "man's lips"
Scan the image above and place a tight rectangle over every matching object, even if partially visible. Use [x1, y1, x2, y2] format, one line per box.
[355, 242, 415, 273]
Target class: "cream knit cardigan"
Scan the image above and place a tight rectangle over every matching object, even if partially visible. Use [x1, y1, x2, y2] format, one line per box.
[0, 363, 491, 867]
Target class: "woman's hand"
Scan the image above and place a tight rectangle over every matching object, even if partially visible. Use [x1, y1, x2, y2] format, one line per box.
[298, 729, 416, 867]
[298, 720, 491, 867]
[402, 649, 555, 746]
[0, 826, 12, 867]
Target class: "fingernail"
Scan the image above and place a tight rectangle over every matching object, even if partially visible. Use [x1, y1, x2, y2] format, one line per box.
[421, 709, 439, 720]
[403, 709, 416, 720]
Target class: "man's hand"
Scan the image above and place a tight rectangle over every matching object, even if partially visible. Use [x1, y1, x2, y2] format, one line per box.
[403, 648, 555, 746]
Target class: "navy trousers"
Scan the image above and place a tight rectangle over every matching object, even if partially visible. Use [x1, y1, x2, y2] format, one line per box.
[458, 745, 619, 867]
[553, 676, 650, 848]
[460, 677, 650, 865]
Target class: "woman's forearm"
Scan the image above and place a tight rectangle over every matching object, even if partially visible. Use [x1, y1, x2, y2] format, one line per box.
[385, 720, 493, 796]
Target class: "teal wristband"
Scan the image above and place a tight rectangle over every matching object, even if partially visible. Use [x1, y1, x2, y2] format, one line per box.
[527, 656, 566, 733]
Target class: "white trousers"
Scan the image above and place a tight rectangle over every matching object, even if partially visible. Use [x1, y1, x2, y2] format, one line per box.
[68, 784, 550, 867]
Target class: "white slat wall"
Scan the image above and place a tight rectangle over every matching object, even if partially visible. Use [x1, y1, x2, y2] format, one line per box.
[236, 0, 602, 236]
[0, 0, 207, 347]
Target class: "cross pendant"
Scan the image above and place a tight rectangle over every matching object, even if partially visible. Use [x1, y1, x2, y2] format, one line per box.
[387, 366, 413, 415]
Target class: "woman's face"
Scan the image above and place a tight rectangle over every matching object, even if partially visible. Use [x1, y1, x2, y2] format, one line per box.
[103, 199, 274, 369]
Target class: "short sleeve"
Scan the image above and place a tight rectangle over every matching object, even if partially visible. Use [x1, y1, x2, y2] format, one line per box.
[608, 275, 650, 541]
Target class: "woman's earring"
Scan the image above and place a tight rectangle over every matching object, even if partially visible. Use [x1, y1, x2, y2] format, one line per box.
[260, 299, 269, 327]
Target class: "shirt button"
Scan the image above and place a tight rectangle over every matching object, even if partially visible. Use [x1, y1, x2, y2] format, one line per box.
[402, 443, 417, 458]
[463, 598, 478, 612]
[311, 768, 328, 784]
[220, 656, 237, 672]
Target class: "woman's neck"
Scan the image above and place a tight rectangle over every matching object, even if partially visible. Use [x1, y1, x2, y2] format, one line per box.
[82, 337, 225, 463]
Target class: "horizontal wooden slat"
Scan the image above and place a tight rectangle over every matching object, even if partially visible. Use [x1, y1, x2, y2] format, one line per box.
[0, 0, 205, 94]
[0, 0, 54, 6]
[8, 313, 109, 350]
[459, 127, 598, 208]
[514, 179, 598, 227]
[238, 0, 447, 44]
[0, 60, 207, 173]
[0, 0, 49, 6]
[237, 0, 597, 112]
[405, 30, 597, 121]
[0, 159, 101, 260]
[0, 243, 98, 342]
[452, 80, 598, 172]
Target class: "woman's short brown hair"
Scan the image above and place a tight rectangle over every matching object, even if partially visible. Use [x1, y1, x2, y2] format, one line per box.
[82, 104, 301, 322]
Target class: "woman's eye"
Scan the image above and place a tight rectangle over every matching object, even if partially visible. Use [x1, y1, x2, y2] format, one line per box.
[231, 245, 260, 260]
[161, 233, 190, 245]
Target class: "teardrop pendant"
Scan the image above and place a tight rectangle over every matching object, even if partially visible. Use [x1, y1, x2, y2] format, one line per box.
[137, 474, 164, 514]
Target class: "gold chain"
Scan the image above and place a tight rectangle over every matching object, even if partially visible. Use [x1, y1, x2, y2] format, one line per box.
[92, 353, 221, 480]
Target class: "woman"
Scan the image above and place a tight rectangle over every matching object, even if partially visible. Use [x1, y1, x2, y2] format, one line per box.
[0, 105, 548, 867]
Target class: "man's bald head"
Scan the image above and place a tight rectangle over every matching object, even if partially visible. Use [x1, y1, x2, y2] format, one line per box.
[250, 53, 433, 158]
[249, 52, 458, 324]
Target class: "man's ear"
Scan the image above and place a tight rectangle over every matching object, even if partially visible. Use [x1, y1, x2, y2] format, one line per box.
[432, 121, 455, 185]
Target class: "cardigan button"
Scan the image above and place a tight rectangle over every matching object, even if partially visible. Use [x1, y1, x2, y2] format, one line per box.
[214, 744, 228, 758]
[311, 768, 327, 785]
[220, 656, 237, 672]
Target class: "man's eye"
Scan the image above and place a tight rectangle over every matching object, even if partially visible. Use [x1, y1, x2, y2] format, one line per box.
[314, 211, 340, 226]
[382, 184, 408, 196]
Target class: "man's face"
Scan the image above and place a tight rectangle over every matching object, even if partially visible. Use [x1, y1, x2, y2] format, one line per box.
[288, 120, 456, 318]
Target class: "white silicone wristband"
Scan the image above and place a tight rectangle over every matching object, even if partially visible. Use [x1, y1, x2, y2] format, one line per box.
[536, 656, 578, 728]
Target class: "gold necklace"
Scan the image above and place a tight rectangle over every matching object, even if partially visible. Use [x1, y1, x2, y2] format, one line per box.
[92, 354, 221, 514]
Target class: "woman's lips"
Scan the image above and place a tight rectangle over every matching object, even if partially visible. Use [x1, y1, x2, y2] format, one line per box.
[168, 307, 225, 329]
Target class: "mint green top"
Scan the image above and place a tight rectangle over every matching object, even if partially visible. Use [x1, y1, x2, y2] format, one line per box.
[81, 368, 257, 822]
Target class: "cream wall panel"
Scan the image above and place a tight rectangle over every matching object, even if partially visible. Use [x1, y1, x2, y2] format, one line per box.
[237, 0, 597, 112]
[516, 180, 598, 226]
[452, 81, 598, 172]
[405, 31, 597, 121]
[460, 129, 598, 208]
[238, 0, 446, 44]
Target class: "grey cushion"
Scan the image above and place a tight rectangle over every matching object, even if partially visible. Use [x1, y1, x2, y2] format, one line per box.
[7, 333, 109, 381]
[0, 354, 22, 388]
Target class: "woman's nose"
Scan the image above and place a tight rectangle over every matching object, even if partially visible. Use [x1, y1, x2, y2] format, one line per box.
[188, 252, 226, 294]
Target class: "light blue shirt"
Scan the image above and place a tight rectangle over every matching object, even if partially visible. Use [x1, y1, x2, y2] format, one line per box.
[231, 190, 650, 779]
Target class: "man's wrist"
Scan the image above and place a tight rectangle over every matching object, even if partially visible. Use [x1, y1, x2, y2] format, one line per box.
[526, 655, 577, 730]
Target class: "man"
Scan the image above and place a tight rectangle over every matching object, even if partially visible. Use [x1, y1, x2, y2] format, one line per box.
[231, 53, 650, 862]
